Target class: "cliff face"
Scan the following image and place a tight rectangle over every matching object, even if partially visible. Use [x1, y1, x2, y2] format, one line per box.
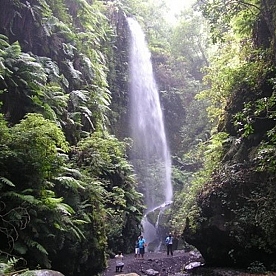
[184, 0, 276, 271]
[185, 163, 276, 269]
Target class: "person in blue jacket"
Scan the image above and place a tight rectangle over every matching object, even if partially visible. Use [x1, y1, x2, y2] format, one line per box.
[138, 235, 146, 259]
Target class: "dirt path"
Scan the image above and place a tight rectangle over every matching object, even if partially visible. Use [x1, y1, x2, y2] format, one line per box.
[101, 250, 198, 276]
[101, 250, 276, 276]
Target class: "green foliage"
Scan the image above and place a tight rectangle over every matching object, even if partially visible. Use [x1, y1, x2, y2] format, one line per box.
[0, 0, 112, 141]
[50, 170, 108, 275]
[0, 38, 50, 124]
[175, 0, 276, 270]
[247, 261, 267, 273]
[204, 132, 229, 167]
[0, 113, 112, 274]
[195, 2, 271, 134]
[0, 114, 76, 267]
[199, 0, 260, 43]
[0, 0, 147, 275]
[196, 34, 241, 122]
[169, 165, 194, 233]
[0, 257, 23, 275]
[170, 10, 209, 79]
[234, 78, 276, 140]
[146, 6, 211, 155]
[252, 90, 276, 172]
[0, 177, 15, 188]
[74, 131, 144, 253]
[170, 130, 229, 234]
[180, 96, 211, 155]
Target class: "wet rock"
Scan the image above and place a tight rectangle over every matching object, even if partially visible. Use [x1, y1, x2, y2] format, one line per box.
[114, 274, 139, 276]
[184, 261, 203, 270]
[145, 268, 159, 275]
[20, 270, 65, 276]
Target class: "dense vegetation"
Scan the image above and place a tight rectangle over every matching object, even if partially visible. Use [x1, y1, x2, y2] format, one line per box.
[0, 1, 144, 275]
[181, 0, 276, 272]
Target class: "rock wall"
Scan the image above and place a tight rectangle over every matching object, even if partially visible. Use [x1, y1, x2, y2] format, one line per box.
[184, 0, 276, 271]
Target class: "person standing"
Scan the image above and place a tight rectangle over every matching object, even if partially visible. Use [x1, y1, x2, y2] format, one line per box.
[165, 233, 173, 256]
[138, 235, 146, 259]
[135, 237, 140, 258]
[115, 251, 124, 272]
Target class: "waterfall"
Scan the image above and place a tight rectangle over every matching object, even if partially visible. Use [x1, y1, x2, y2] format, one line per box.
[127, 17, 173, 249]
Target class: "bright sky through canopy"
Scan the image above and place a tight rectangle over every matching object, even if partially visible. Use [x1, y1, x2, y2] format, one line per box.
[165, 0, 195, 23]
[167, 0, 195, 9]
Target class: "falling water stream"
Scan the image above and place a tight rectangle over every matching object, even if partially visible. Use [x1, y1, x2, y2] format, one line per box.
[127, 17, 173, 250]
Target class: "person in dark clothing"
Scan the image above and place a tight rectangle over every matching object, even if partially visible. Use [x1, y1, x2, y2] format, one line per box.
[165, 233, 173, 256]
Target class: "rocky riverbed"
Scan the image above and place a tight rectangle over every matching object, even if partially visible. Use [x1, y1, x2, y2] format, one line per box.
[101, 250, 276, 276]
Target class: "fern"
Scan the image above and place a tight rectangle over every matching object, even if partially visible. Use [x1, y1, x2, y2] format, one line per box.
[54, 176, 85, 190]
[70, 90, 89, 106]
[62, 167, 83, 179]
[22, 236, 48, 256]
[68, 220, 86, 240]
[55, 202, 75, 216]
[42, 15, 74, 40]
[0, 177, 15, 188]
[0, 256, 21, 274]
[0, 34, 10, 48]
[64, 59, 82, 80]
[4, 41, 21, 59]
[36, 57, 61, 81]
[3, 191, 36, 205]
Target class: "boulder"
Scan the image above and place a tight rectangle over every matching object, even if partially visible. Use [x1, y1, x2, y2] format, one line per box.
[184, 261, 202, 270]
[114, 274, 139, 276]
[184, 163, 276, 270]
[20, 270, 65, 276]
[145, 268, 159, 275]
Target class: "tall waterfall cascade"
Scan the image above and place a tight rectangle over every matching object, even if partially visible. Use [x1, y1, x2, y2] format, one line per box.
[127, 17, 173, 249]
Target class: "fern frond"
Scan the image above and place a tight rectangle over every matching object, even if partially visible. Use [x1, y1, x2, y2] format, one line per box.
[64, 60, 82, 80]
[5, 41, 21, 58]
[68, 222, 86, 240]
[3, 191, 36, 204]
[34, 243, 48, 255]
[55, 202, 75, 216]
[79, 106, 92, 117]
[0, 177, 15, 187]
[0, 35, 10, 49]
[70, 90, 89, 106]
[55, 176, 85, 190]
[7, 256, 20, 267]
[62, 167, 83, 179]
[72, 219, 88, 225]
[23, 237, 48, 256]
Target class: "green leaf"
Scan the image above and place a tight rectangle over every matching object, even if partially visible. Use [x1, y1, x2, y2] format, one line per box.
[0, 177, 15, 187]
